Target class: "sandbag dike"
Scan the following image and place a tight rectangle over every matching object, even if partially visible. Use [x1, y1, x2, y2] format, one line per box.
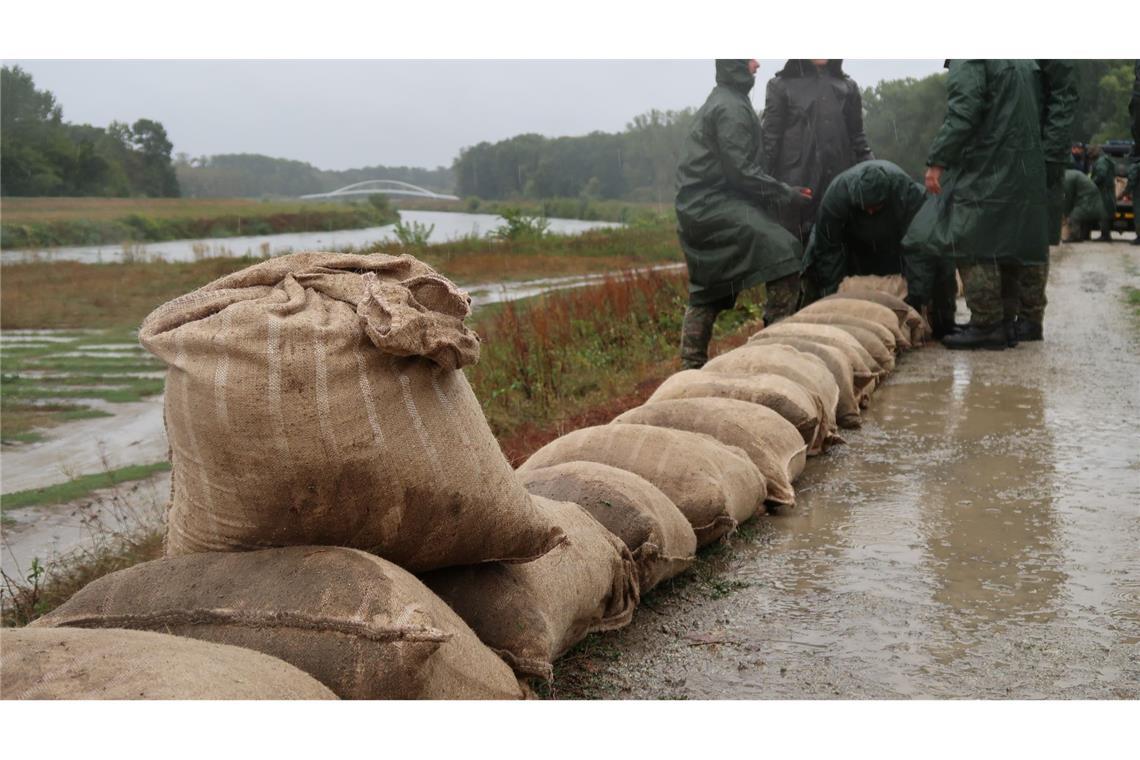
[4, 257, 928, 699]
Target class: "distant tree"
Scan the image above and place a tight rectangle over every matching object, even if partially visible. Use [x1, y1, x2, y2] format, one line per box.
[129, 119, 180, 197]
[862, 72, 949, 179]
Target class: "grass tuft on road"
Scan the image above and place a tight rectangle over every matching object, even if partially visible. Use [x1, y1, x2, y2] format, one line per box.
[1, 461, 171, 512]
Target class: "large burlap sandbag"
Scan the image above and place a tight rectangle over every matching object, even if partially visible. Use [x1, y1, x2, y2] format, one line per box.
[646, 369, 832, 455]
[520, 462, 696, 591]
[32, 546, 526, 700]
[838, 273, 909, 299]
[798, 298, 910, 349]
[756, 322, 889, 376]
[1, 627, 336, 700]
[612, 398, 806, 506]
[138, 252, 564, 572]
[421, 497, 640, 680]
[724, 339, 864, 427]
[822, 290, 931, 345]
[703, 344, 841, 432]
[785, 319, 895, 372]
[519, 424, 764, 546]
[787, 310, 907, 352]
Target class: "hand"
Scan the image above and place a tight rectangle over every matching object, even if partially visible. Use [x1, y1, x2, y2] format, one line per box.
[925, 165, 944, 195]
[789, 186, 813, 207]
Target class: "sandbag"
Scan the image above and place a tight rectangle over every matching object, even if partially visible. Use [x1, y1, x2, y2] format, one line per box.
[784, 320, 895, 372]
[421, 497, 640, 680]
[139, 252, 564, 572]
[612, 398, 806, 506]
[822, 289, 931, 345]
[798, 298, 911, 350]
[838, 273, 909, 299]
[787, 310, 907, 352]
[32, 546, 526, 700]
[723, 339, 864, 427]
[519, 424, 764, 546]
[756, 322, 889, 376]
[704, 343, 841, 432]
[1, 627, 337, 700]
[647, 369, 832, 455]
[520, 462, 696, 591]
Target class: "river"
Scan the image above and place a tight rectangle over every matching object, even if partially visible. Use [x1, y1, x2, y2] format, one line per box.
[0, 210, 623, 264]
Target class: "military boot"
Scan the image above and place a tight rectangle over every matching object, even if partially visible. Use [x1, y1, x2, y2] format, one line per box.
[1004, 318, 1019, 348]
[942, 323, 1008, 351]
[1015, 319, 1043, 341]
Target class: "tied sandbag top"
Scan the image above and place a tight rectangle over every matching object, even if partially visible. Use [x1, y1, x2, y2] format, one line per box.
[140, 252, 481, 371]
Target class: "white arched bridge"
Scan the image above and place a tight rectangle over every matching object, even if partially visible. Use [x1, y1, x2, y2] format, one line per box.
[300, 180, 459, 201]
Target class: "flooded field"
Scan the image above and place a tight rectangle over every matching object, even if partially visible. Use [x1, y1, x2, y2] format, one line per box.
[557, 241, 1140, 699]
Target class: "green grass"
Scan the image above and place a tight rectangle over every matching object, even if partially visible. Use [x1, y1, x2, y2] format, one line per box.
[1, 461, 171, 512]
[1124, 285, 1140, 317]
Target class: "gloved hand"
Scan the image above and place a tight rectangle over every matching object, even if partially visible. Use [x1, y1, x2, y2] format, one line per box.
[1046, 161, 1065, 188]
[788, 186, 813, 207]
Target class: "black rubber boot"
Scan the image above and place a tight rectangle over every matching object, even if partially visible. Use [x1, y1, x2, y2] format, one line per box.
[1015, 319, 1043, 342]
[1005, 319, 1019, 348]
[942, 323, 1008, 351]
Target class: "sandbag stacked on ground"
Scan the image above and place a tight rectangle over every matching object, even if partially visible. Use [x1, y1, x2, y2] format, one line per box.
[1, 627, 337, 700]
[139, 252, 564, 572]
[519, 462, 697, 591]
[786, 311, 906, 352]
[749, 327, 882, 399]
[798, 298, 911, 349]
[421, 497, 640, 680]
[837, 273, 909, 299]
[31, 546, 527, 699]
[519, 424, 764, 546]
[646, 369, 834, 455]
[822, 290, 931, 345]
[759, 321, 894, 374]
[611, 398, 806, 506]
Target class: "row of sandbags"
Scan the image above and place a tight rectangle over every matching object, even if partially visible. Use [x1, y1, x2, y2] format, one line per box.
[1, 256, 927, 700]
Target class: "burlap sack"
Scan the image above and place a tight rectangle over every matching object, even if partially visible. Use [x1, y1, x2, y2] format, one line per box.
[138, 252, 564, 572]
[520, 462, 696, 591]
[646, 369, 831, 455]
[1, 627, 336, 700]
[519, 424, 764, 546]
[783, 319, 895, 372]
[32, 546, 526, 699]
[821, 290, 931, 345]
[787, 310, 907, 352]
[837, 273, 909, 299]
[724, 339, 864, 427]
[798, 298, 910, 349]
[612, 398, 806, 506]
[421, 497, 640, 680]
[704, 344, 841, 434]
[756, 323, 889, 378]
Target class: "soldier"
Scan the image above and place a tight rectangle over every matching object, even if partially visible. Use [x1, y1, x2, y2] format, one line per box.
[903, 60, 1053, 350]
[1089, 145, 1118, 242]
[1062, 168, 1108, 242]
[674, 59, 812, 369]
[801, 159, 958, 338]
[761, 59, 875, 246]
[1038, 60, 1079, 249]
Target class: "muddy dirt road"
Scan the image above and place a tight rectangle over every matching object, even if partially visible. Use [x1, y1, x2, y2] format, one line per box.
[559, 241, 1140, 699]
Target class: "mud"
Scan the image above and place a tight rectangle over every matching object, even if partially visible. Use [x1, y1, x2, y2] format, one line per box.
[556, 241, 1140, 699]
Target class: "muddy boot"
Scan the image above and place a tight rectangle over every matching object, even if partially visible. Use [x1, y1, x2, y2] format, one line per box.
[1015, 319, 1044, 342]
[942, 323, 1008, 351]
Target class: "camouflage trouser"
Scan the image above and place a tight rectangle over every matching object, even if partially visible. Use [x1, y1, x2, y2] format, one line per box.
[680, 273, 802, 369]
[959, 261, 1048, 326]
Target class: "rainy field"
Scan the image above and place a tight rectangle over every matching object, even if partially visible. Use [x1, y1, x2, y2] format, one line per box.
[0, 196, 400, 249]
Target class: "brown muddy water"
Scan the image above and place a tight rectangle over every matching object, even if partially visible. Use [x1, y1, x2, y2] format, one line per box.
[557, 241, 1140, 699]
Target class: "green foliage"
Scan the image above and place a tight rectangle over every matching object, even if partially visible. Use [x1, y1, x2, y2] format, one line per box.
[0, 462, 171, 512]
[393, 218, 435, 247]
[0, 65, 180, 198]
[453, 109, 695, 202]
[491, 207, 551, 240]
[1072, 60, 1135, 143]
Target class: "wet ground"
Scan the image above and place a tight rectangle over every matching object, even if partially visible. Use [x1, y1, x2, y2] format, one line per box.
[558, 240, 1140, 699]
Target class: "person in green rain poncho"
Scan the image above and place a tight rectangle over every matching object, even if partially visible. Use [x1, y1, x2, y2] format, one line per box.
[1089, 146, 1119, 242]
[801, 159, 959, 338]
[1062, 168, 1108, 242]
[674, 59, 812, 369]
[903, 60, 1062, 349]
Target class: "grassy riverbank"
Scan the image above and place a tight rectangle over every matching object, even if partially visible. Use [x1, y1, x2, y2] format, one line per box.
[394, 195, 668, 224]
[0, 196, 399, 249]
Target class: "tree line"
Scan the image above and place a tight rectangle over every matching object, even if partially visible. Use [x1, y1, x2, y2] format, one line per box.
[173, 154, 454, 198]
[1, 65, 180, 197]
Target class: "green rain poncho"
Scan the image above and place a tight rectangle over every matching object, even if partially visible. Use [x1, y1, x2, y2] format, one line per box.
[1091, 152, 1118, 220]
[803, 159, 926, 296]
[1063, 169, 1107, 225]
[675, 60, 804, 306]
[902, 59, 1049, 265]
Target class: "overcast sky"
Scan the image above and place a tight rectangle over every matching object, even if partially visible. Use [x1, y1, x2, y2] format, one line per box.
[10, 60, 945, 170]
